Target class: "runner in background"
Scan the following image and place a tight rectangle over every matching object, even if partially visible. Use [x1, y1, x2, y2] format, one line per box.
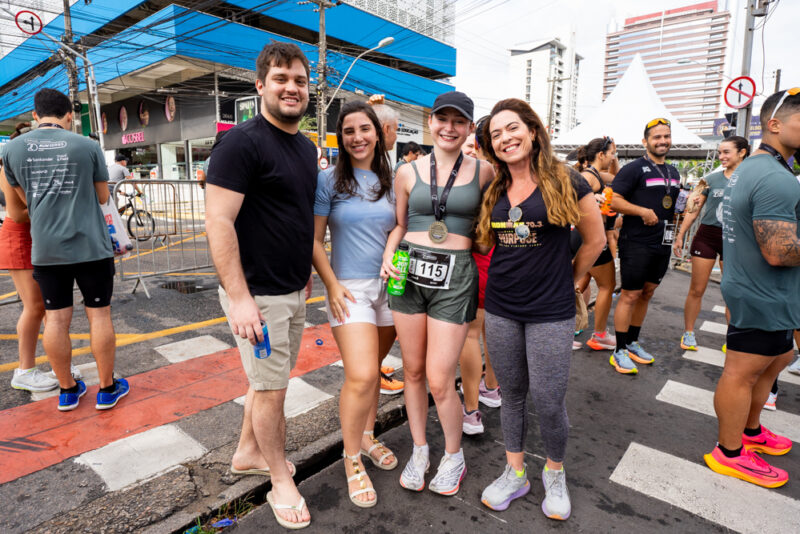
[1, 132, 60, 393]
[381, 91, 493, 496]
[312, 101, 398, 508]
[368, 94, 405, 396]
[4, 89, 126, 412]
[705, 88, 800, 489]
[674, 137, 749, 352]
[458, 119, 502, 437]
[575, 136, 618, 352]
[395, 142, 423, 174]
[475, 99, 605, 519]
[608, 118, 681, 374]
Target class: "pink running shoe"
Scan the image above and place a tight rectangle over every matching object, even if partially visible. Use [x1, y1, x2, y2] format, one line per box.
[704, 446, 788, 488]
[742, 425, 792, 456]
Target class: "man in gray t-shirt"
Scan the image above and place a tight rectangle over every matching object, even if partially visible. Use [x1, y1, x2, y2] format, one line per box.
[4, 88, 129, 412]
[107, 154, 131, 196]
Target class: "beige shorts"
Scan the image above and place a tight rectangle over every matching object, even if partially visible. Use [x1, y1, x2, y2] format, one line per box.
[218, 286, 306, 390]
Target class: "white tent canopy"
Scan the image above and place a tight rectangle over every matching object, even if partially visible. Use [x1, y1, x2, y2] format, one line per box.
[553, 54, 706, 149]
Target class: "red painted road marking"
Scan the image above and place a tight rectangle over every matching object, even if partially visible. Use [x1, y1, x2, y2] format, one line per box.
[0, 324, 339, 484]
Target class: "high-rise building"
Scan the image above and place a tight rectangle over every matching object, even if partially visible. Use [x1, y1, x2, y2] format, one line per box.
[509, 37, 582, 138]
[603, 1, 731, 136]
[344, 0, 455, 45]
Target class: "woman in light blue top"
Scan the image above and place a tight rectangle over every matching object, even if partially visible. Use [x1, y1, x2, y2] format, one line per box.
[311, 101, 398, 509]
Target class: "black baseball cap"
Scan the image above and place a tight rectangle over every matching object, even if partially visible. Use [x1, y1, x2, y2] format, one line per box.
[115, 154, 127, 162]
[430, 91, 474, 121]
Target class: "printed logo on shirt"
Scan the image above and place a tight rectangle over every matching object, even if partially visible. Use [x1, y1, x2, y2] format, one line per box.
[642, 166, 651, 173]
[712, 189, 724, 198]
[492, 220, 543, 247]
[645, 177, 680, 188]
[25, 140, 68, 152]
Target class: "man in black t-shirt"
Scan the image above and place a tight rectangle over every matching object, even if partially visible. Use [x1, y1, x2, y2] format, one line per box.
[608, 118, 680, 375]
[205, 42, 315, 529]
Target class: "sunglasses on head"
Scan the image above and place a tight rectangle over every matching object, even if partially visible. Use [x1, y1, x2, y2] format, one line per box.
[645, 118, 671, 129]
[601, 136, 614, 151]
[769, 88, 800, 122]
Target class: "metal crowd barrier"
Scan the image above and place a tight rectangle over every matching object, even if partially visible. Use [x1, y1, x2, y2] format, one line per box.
[112, 179, 210, 298]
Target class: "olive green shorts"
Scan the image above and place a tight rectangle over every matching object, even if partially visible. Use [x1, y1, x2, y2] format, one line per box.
[388, 242, 478, 325]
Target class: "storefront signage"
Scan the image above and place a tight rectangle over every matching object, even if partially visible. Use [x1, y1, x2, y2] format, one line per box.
[236, 96, 259, 123]
[121, 131, 145, 145]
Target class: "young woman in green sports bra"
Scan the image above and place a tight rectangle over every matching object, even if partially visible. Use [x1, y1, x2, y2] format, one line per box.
[380, 91, 494, 496]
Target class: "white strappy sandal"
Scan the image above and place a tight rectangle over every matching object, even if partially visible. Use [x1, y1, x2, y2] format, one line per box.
[344, 451, 377, 508]
[361, 431, 399, 470]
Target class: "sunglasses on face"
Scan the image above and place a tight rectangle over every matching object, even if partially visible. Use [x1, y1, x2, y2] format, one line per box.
[645, 118, 671, 129]
[769, 88, 800, 122]
[601, 136, 614, 152]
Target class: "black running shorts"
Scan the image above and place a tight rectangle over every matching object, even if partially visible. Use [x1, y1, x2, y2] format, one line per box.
[618, 239, 670, 291]
[690, 224, 723, 261]
[726, 325, 794, 357]
[33, 257, 115, 310]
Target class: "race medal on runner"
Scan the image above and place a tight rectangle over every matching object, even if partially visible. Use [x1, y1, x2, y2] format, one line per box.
[429, 220, 448, 243]
[515, 223, 530, 239]
[662, 195, 673, 209]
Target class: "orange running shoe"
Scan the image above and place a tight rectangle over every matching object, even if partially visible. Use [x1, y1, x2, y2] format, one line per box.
[742, 426, 792, 456]
[380, 366, 395, 376]
[704, 446, 788, 488]
[380, 372, 404, 395]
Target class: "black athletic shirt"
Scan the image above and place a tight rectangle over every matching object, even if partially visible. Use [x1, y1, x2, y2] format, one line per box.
[206, 114, 317, 295]
[485, 167, 592, 323]
[611, 156, 679, 251]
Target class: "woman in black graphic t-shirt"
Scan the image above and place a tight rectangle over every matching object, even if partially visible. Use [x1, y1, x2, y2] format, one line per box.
[473, 98, 605, 519]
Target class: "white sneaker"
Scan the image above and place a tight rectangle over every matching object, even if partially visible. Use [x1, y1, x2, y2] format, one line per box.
[429, 450, 467, 496]
[11, 367, 59, 392]
[786, 357, 800, 376]
[541, 466, 571, 520]
[400, 446, 430, 491]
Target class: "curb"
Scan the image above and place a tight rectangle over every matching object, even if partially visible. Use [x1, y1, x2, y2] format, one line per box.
[152, 394, 411, 534]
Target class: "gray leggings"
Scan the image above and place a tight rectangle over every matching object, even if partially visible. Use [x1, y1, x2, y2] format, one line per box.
[484, 313, 573, 462]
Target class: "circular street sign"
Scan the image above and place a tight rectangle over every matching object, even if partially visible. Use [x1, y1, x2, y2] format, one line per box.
[15, 10, 43, 35]
[318, 157, 329, 170]
[724, 76, 756, 110]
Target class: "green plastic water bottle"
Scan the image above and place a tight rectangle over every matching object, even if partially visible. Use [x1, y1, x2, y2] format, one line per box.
[387, 243, 410, 296]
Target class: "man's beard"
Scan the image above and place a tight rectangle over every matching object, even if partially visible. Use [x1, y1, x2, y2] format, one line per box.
[265, 97, 307, 125]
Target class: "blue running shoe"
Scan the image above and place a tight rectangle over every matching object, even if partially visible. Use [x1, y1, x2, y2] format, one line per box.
[96, 378, 130, 410]
[680, 331, 697, 351]
[626, 341, 655, 365]
[58, 380, 87, 411]
[609, 349, 638, 374]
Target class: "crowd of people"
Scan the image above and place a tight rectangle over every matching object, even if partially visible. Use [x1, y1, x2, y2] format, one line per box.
[1, 40, 799, 530]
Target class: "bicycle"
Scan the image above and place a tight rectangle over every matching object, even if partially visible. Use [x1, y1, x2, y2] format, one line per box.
[119, 191, 155, 241]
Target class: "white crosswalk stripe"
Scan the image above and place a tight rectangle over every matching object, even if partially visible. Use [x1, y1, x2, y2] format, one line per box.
[232, 376, 333, 418]
[74, 424, 206, 491]
[154, 335, 231, 364]
[712, 305, 726, 314]
[656, 380, 800, 443]
[683, 346, 800, 387]
[699, 320, 727, 335]
[611, 442, 800, 533]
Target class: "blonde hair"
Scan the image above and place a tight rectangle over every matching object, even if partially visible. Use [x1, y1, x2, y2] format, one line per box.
[475, 99, 581, 247]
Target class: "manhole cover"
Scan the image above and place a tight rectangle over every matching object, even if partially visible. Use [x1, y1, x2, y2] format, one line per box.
[160, 280, 214, 294]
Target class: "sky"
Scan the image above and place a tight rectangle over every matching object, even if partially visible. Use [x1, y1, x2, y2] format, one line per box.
[452, 0, 798, 122]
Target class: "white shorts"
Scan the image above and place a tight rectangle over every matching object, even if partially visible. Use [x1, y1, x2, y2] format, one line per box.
[326, 278, 394, 328]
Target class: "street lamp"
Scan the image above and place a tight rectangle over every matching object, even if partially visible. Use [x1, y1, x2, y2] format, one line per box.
[325, 36, 395, 111]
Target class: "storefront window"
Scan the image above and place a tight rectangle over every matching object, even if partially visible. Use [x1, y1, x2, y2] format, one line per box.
[127, 145, 158, 179]
[189, 137, 215, 180]
[161, 141, 186, 180]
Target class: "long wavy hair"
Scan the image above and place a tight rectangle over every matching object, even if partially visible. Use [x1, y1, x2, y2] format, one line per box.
[332, 101, 393, 201]
[475, 98, 580, 247]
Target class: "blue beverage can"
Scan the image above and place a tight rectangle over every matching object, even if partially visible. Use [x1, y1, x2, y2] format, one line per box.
[254, 322, 271, 359]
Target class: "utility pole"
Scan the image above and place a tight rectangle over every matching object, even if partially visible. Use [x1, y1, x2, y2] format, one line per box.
[774, 68, 782, 92]
[737, 0, 771, 138]
[62, 0, 81, 133]
[304, 0, 339, 150]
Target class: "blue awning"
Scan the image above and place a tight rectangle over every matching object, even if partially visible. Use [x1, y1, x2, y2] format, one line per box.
[228, 0, 457, 76]
[0, 4, 452, 122]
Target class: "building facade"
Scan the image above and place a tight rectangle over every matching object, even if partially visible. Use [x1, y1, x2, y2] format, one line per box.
[0, 1, 455, 174]
[509, 37, 582, 138]
[603, 1, 731, 136]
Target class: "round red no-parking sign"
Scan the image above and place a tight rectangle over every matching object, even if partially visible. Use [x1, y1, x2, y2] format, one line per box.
[15, 10, 43, 35]
[724, 76, 756, 109]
